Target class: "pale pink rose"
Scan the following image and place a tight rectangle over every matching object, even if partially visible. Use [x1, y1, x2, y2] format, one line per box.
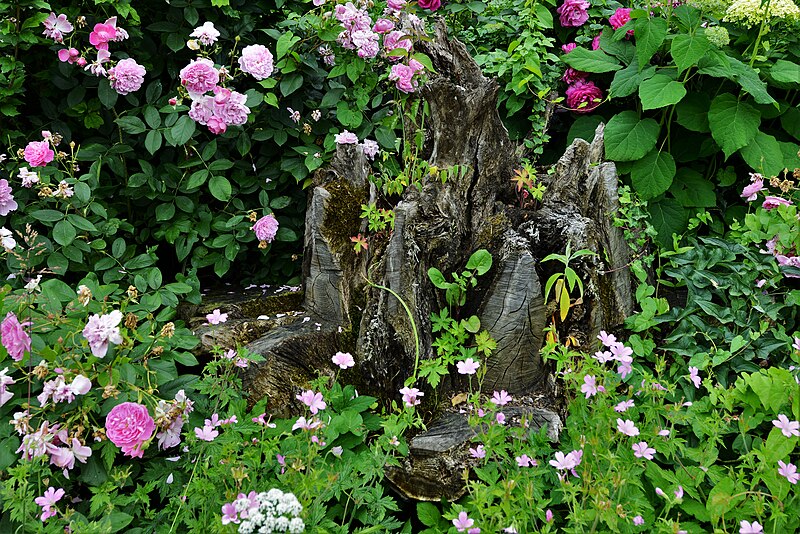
[335, 130, 359, 144]
[207, 116, 227, 135]
[0, 180, 18, 216]
[238, 44, 274, 80]
[383, 30, 412, 60]
[24, 140, 55, 167]
[762, 196, 792, 210]
[105, 402, 155, 458]
[180, 58, 220, 95]
[108, 58, 146, 95]
[253, 214, 279, 243]
[1, 311, 31, 361]
[82, 310, 123, 358]
[373, 19, 395, 33]
[213, 90, 250, 126]
[188, 95, 215, 125]
[388, 63, 417, 93]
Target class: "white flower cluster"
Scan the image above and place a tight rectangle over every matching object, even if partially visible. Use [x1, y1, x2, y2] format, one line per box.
[724, 0, 800, 27]
[236, 489, 304, 534]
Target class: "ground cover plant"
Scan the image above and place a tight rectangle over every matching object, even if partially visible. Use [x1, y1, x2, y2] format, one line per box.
[1, 0, 799, 532]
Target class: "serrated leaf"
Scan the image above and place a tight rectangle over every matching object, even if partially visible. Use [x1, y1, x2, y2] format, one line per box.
[53, 220, 77, 246]
[416, 503, 441, 527]
[669, 168, 716, 207]
[630, 149, 675, 199]
[561, 47, 622, 73]
[209, 175, 232, 201]
[647, 197, 689, 247]
[708, 93, 761, 159]
[771, 60, 800, 84]
[634, 17, 668, 69]
[671, 33, 711, 74]
[145, 130, 162, 155]
[172, 115, 196, 145]
[781, 107, 800, 140]
[639, 74, 686, 110]
[739, 132, 784, 177]
[728, 58, 776, 105]
[604, 111, 660, 161]
[115, 116, 146, 134]
[675, 93, 710, 132]
[610, 59, 656, 98]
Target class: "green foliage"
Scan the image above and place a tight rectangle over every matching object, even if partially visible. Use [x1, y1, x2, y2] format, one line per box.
[541, 242, 596, 322]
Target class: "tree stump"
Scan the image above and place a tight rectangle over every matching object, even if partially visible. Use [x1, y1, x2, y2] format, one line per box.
[217, 21, 636, 500]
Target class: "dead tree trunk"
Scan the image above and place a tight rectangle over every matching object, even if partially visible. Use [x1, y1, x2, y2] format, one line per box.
[186, 21, 635, 500]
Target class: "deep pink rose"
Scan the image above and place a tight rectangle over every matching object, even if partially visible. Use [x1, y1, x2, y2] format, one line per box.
[763, 196, 793, 210]
[562, 67, 588, 84]
[562, 42, 577, 53]
[253, 214, 279, 243]
[557, 0, 590, 27]
[24, 140, 55, 167]
[566, 80, 603, 113]
[610, 8, 633, 33]
[105, 402, 155, 458]
[592, 33, 602, 50]
[89, 23, 116, 50]
[418, 0, 442, 11]
[1, 311, 31, 362]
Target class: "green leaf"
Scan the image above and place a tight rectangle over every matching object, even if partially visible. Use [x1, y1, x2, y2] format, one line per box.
[416, 503, 441, 528]
[630, 149, 676, 199]
[155, 203, 176, 221]
[143, 106, 161, 129]
[276, 31, 300, 59]
[112, 238, 126, 258]
[638, 74, 686, 110]
[30, 209, 64, 222]
[172, 115, 196, 145]
[675, 93, 711, 132]
[779, 141, 800, 171]
[669, 168, 716, 207]
[145, 130, 162, 155]
[428, 268, 448, 289]
[275, 227, 298, 241]
[566, 115, 604, 144]
[781, 107, 800, 141]
[771, 60, 800, 84]
[728, 58, 776, 105]
[375, 126, 397, 149]
[604, 111, 660, 161]
[116, 116, 147, 134]
[98, 79, 118, 108]
[66, 214, 98, 232]
[53, 220, 77, 246]
[648, 197, 689, 247]
[739, 132, 784, 177]
[707, 94, 760, 159]
[561, 48, 622, 73]
[461, 315, 481, 333]
[634, 17, 668, 69]
[609, 60, 656, 98]
[280, 73, 304, 96]
[185, 169, 209, 190]
[209, 175, 232, 201]
[465, 249, 492, 275]
[707, 477, 742, 520]
[670, 33, 711, 74]
[321, 88, 345, 108]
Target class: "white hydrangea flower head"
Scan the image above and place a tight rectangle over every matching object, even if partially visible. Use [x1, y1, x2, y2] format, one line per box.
[724, 0, 800, 27]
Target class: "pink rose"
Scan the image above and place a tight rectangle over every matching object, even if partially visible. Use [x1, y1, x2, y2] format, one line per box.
[373, 18, 395, 33]
[387, 0, 406, 10]
[0, 180, 18, 217]
[557, 0, 590, 27]
[180, 58, 220, 96]
[105, 402, 155, 458]
[383, 31, 412, 61]
[89, 23, 116, 50]
[610, 8, 633, 33]
[253, 214, 279, 243]
[24, 140, 55, 167]
[562, 67, 588, 84]
[418, 0, 442, 11]
[741, 179, 765, 201]
[389, 63, 417, 93]
[566, 80, 603, 113]
[763, 196, 793, 210]
[561, 42, 577, 53]
[592, 33, 602, 50]
[207, 117, 227, 135]
[108, 58, 146, 95]
[1, 311, 31, 361]
[57, 48, 80, 64]
[238, 44, 274, 80]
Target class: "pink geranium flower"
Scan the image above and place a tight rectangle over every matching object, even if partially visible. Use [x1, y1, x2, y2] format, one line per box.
[779, 460, 799, 484]
[616, 418, 640, 436]
[457, 358, 480, 375]
[773, 414, 800, 438]
[614, 399, 634, 412]
[688, 366, 701, 388]
[581, 374, 598, 398]
[740, 520, 764, 534]
[332, 351, 355, 369]
[35, 487, 65, 521]
[632, 441, 656, 460]
[205, 309, 228, 325]
[469, 444, 486, 458]
[491, 390, 512, 405]
[400, 386, 423, 407]
[296, 390, 327, 414]
[453, 511, 474, 532]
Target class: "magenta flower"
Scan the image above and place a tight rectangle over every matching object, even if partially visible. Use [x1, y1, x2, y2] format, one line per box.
[616, 418, 640, 437]
[205, 309, 228, 325]
[566, 80, 603, 113]
[253, 214, 279, 243]
[417, 0, 441, 10]
[238, 44, 274, 80]
[106, 402, 155, 458]
[400, 386, 423, 407]
[741, 179, 765, 201]
[89, 22, 117, 50]
[469, 444, 486, 459]
[1, 311, 31, 362]
[772, 414, 800, 438]
[740, 521, 764, 534]
[35, 487, 65, 521]
[674, 486, 684, 499]
[82, 310, 123, 358]
[609, 8, 632, 31]
[457, 358, 480, 375]
[581, 374, 598, 398]
[453, 511, 474, 532]
[614, 399, 634, 412]
[633, 515, 644, 525]
[373, 18, 395, 33]
[496, 412, 506, 425]
[557, 0, 590, 27]
[296, 390, 327, 414]
[632, 441, 656, 460]
[688, 366, 701, 389]
[179, 58, 219, 95]
[762, 196, 793, 210]
[491, 390, 512, 405]
[545, 509, 554, 523]
[221, 502, 239, 525]
[332, 351, 355, 369]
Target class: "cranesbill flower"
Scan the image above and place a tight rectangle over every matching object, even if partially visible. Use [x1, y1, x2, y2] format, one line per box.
[516, 454, 536, 467]
[632, 441, 656, 460]
[740, 520, 764, 534]
[35, 487, 65, 521]
[457, 358, 480, 375]
[491, 390, 512, 405]
[674, 486, 684, 499]
[615, 399, 635, 412]
[469, 444, 486, 458]
[296, 390, 327, 414]
[194, 425, 219, 441]
[332, 351, 355, 369]
[778, 460, 799, 483]
[453, 511, 474, 532]
[206, 309, 228, 325]
[773, 414, 800, 437]
[616, 418, 640, 436]
[688, 366, 701, 388]
[400, 386, 423, 407]
[581, 374, 598, 398]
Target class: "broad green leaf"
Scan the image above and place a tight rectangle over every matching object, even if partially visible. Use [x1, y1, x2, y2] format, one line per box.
[609, 60, 656, 98]
[639, 74, 686, 110]
[707, 94, 760, 159]
[779, 141, 800, 171]
[604, 111, 660, 161]
[566, 115, 603, 144]
[670, 33, 711, 74]
[417, 503, 441, 528]
[280, 73, 304, 96]
[97, 79, 118, 108]
[707, 477, 742, 520]
[561, 48, 622, 73]
[466, 249, 492, 275]
[53, 220, 77, 246]
[648, 197, 690, 247]
[428, 267, 448, 289]
[461, 316, 481, 333]
[675, 93, 711, 132]
[375, 126, 397, 149]
[144, 130, 162, 155]
[115, 116, 146, 134]
[764, 427, 796, 464]
[669, 168, 716, 207]
[771, 60, 800, 84]
[185, 169, 209, 190]
[781, 107, 800, 140]
[634, 17, 668, 69]
[276, 31, 300, 59]
[673, 4, 702, 31]
[630, 149, 675, 199]
[30, 209, 64, 222]
[171, 115, 196, 145]
[728, 58, 776, 105]
[155, 203, 175, 222]
[739, 132, 784, 177]
[209, 175, 232, 201]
